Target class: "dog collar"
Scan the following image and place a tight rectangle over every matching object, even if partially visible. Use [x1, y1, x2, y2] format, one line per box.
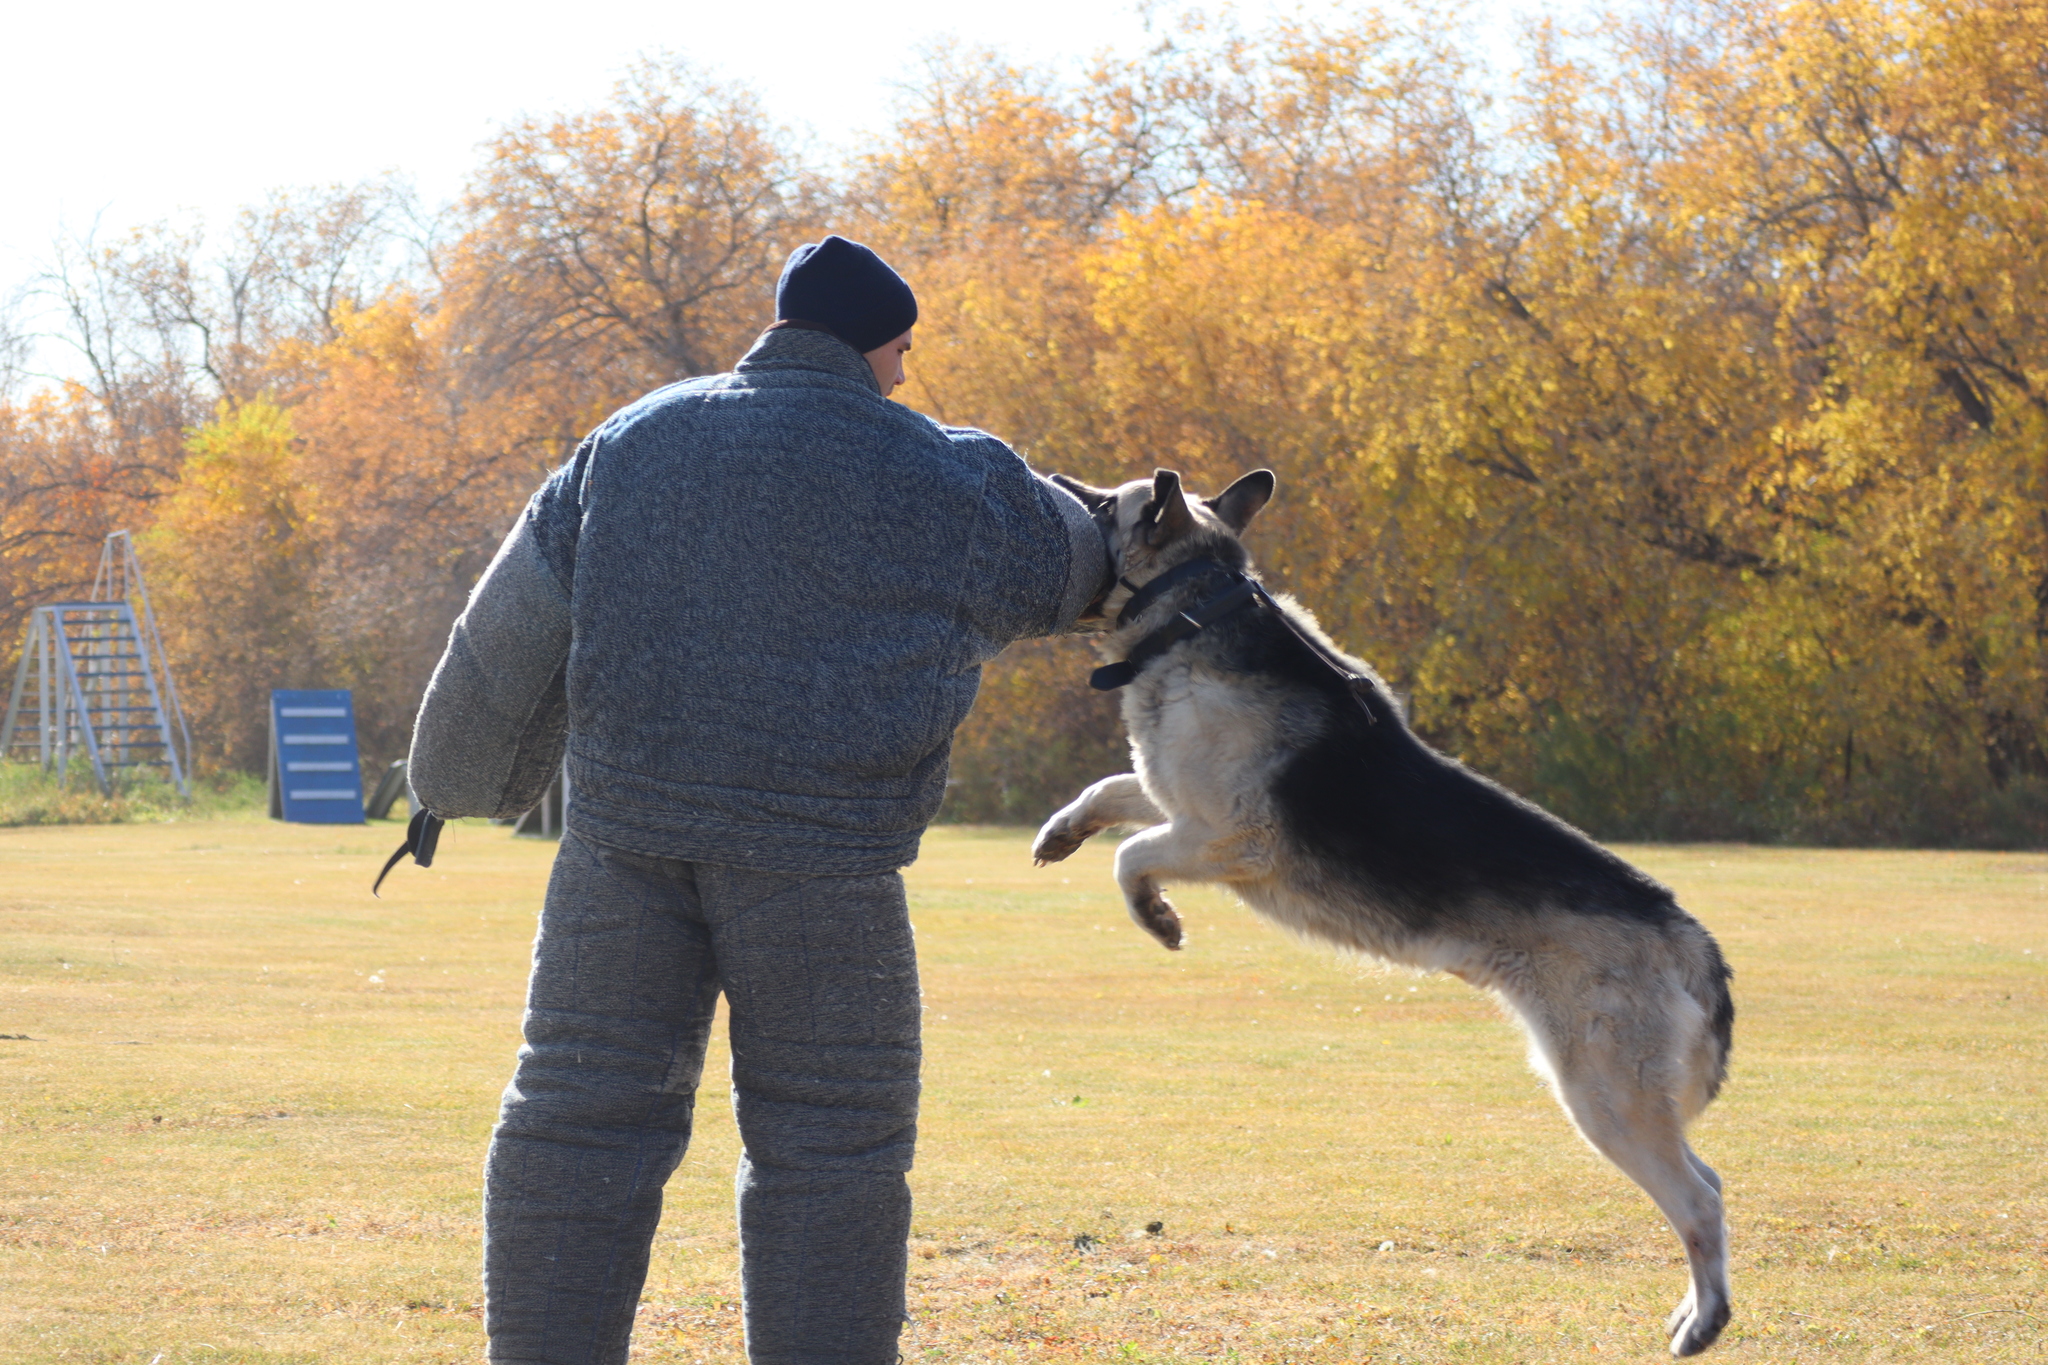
[1113, 557, 1240, 628]
[1091, 566, 1257, 690]
[1089, 564, 1386, 725]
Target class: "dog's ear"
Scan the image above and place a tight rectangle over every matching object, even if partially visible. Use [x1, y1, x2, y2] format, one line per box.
[1203, 469, 1276, 535]
[1144, 468, 1194, 546]
[1049, 473, 1116, 514]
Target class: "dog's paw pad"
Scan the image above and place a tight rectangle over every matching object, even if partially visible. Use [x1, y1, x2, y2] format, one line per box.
[1131, 894, 1184, 951]
[1030, 825, 1088, 864]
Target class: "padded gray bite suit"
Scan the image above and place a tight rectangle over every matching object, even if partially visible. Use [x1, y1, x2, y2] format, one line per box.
[407, 324, 1107, 1364]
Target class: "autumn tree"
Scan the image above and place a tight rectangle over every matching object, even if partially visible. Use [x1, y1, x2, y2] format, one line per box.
[450, 55, 820, 427]
[142, 399, 313, 772]
[899, 0, 2045, 839]
[6, 3, 2039, 843]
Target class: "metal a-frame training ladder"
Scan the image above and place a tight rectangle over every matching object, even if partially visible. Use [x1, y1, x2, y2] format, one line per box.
[1, 531, 194, 796]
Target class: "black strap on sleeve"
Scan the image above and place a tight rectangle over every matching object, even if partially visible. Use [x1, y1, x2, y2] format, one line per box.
[372, 807, 445, 897]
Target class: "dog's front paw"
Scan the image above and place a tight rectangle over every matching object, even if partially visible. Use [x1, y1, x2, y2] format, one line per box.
[1031, 817, 1092, 866]
[1129, 889, 1184, 950]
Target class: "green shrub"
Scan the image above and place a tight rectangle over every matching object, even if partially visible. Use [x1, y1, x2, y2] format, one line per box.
[0, 761, 267, 827]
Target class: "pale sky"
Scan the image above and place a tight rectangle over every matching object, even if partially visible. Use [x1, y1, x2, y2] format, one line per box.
[3, 0, 1557, 379]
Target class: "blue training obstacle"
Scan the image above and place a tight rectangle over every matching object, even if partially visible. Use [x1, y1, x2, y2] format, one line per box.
[267, 689, 365, 824]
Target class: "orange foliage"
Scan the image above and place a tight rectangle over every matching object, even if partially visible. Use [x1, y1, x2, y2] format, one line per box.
[4, 0, 2043, 842]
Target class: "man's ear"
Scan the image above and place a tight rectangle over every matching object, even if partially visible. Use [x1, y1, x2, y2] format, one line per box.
[1203, 469, 1276, 535]
[1049, 473, 1117, 514]
[1144, 468, 1194, 546]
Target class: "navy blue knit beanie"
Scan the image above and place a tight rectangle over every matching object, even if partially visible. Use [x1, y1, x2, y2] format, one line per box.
[775, 236, 918, 353]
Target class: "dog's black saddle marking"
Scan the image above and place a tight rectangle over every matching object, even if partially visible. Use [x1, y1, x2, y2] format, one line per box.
[373, 806, 445, 897]
[1089, 558, 1378, 725]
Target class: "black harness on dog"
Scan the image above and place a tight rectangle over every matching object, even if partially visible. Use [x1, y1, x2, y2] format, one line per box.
[1089, 559, 1256, 690]
[1088, 557, 1380, 724]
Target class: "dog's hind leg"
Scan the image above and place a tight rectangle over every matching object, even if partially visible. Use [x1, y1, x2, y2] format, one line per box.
[1033, 774, 1164, 866]
[1547, 1046, 1730, 1357]
[1685, 1142, 1723, 1194]
[1657, 1142, 1727, 1341]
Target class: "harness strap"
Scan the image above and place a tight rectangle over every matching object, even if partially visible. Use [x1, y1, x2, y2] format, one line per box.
[1114, 557, 1234, 628]
[1089, 566, 1381, 725]
[1091, 572, 1256, 691]
[1252, 583, 1381, 725]
[372, 806, 445, 897]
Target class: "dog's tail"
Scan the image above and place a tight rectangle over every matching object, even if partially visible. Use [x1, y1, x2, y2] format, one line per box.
[1690, 927, 1736, 1108]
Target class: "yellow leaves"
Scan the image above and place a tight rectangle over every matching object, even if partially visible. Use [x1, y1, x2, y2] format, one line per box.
[853, 47, 1113, 261]
[1088, 197, 1341, 342]
[324, 298, 430, 378]
[913, 0, 2048, 834]
[139, 399, 320, 768]
[6, 0, 2035, 833]
[173, 399, 300, 533]
[458, 55, 814, 388]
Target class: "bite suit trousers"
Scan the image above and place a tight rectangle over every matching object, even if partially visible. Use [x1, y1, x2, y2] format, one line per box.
[483, 830, 921, 1364]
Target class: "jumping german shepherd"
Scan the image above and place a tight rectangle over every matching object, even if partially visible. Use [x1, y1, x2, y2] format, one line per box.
[1035, 468, 1734, 1357]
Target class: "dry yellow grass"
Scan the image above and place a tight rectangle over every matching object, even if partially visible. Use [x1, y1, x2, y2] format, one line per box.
[0, 816, 2042, 1363]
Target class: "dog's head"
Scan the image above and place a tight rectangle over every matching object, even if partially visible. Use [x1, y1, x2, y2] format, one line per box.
[1052, 467, 1276, 622]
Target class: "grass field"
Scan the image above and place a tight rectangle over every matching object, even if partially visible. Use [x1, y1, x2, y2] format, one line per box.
[0, 815, 2042, 1363]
